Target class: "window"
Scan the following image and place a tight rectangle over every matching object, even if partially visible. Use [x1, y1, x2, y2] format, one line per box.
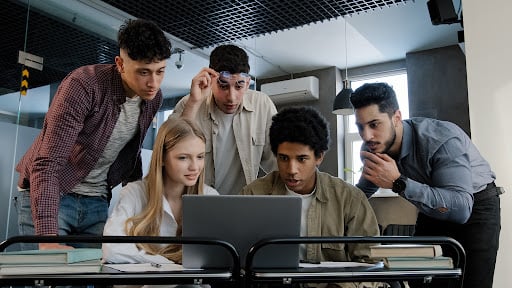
[340, 73, 409, 185]
[163, 109, 174, 120]
[151, 109, 174, 144]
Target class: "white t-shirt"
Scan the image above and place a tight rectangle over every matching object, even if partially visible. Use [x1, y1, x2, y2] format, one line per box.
[286, 187, 316, 260]
[213, 109, 245, 194]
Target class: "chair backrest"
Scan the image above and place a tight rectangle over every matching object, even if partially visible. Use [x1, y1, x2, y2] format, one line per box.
[369, 195, 419, 236]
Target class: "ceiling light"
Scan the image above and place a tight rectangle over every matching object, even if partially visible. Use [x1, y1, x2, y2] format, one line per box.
[332, 17, 354, 115]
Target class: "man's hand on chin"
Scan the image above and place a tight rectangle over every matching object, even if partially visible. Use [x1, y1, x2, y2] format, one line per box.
[360, 151, 400, 189]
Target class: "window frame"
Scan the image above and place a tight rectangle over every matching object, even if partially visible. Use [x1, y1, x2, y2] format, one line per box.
[339, 70, 409, 185]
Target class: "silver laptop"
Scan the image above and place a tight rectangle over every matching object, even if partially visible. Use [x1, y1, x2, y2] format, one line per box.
[182, 195, 301, 269]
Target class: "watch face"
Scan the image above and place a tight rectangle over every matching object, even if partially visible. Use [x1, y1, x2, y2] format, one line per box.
[392, 177, 406, 193]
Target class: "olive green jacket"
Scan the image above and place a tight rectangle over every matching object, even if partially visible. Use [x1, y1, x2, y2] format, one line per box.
[240, 170, 380, 263]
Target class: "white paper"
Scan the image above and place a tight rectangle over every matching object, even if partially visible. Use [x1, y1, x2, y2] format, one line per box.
[370, 188, 399, 198]
[299, 261, 383, 268]
[105, 263, 203, 272]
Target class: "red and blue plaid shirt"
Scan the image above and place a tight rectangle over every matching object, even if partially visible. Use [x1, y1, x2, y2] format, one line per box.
[16, 64, 162, 235]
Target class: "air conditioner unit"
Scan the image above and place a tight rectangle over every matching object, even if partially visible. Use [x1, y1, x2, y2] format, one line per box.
[260, 76, 319, 104]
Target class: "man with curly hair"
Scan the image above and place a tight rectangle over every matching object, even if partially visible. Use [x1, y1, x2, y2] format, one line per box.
[241, 106, 380, 288]
[16, 19, 171, 250]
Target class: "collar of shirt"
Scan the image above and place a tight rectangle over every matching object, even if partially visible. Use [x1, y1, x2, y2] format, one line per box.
[400, 120, 413, 161]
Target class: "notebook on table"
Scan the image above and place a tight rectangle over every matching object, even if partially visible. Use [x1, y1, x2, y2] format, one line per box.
[182, 194, 301, 269]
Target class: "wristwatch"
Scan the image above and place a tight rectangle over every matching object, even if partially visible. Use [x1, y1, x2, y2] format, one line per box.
[392, 174, 407, 195]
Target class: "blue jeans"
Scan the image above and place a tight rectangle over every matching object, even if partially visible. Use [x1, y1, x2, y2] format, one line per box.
[15, 190, 109, 250]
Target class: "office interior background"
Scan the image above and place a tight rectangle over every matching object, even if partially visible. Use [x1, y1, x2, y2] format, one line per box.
[0, 0, 509, 286]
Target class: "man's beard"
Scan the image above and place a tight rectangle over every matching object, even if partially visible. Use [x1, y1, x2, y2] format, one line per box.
[365, 125, 397, 155]
[381, 126, 397, 156]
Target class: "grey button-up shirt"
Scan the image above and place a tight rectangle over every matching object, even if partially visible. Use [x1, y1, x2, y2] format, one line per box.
[357, 117, 495, 224]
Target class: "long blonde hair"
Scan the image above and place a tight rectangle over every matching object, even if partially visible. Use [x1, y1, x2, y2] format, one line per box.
[125, 117, 206, 263]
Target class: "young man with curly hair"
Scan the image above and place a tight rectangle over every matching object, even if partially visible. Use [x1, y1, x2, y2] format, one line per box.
[16, 19, 171, 250]
[241, 106, 380, 288]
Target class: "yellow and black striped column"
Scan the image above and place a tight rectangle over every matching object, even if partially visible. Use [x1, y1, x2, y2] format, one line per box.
[20, 68, 29, 96]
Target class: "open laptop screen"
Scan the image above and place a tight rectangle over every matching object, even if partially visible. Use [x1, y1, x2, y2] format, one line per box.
[182, 195, 301, 269]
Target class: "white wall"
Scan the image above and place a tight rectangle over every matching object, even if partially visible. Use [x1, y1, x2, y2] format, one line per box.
[463, 0, 512, 287]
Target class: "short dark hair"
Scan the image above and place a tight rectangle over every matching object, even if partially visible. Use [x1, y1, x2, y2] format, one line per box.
[118, 19, 172, 62]
[349, 82, 399, 116]
[269, 106, 330, 158]
[209, 44, 250, 74]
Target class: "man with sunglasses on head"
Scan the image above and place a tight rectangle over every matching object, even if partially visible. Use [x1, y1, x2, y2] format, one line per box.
[170, 44, 277, 195]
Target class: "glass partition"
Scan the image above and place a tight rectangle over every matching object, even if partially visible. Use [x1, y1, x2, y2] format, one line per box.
[0, 0, 118, 243]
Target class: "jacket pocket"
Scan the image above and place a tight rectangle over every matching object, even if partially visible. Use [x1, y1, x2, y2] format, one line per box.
[252, 132, 265, 146]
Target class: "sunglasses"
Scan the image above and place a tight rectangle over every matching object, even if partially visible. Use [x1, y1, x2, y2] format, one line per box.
[217, 71, 251, 87]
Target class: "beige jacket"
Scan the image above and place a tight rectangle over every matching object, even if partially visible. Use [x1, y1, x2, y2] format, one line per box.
[172, 89, 277, 193]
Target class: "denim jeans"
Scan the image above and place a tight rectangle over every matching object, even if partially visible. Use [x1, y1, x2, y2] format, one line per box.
[410, 191, 501, 288]
[15, 190, 109, 250]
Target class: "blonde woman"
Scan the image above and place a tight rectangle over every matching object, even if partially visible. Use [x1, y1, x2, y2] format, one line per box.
[103, 117, 218, 264]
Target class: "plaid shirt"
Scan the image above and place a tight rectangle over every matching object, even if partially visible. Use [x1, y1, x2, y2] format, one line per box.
[16, 64, 162, 235]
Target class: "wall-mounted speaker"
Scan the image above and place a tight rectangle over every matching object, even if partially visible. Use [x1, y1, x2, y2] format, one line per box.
[427, 0, 459, 25]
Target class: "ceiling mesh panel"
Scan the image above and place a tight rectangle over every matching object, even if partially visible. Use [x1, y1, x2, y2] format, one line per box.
[1, 0, 411, 95]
